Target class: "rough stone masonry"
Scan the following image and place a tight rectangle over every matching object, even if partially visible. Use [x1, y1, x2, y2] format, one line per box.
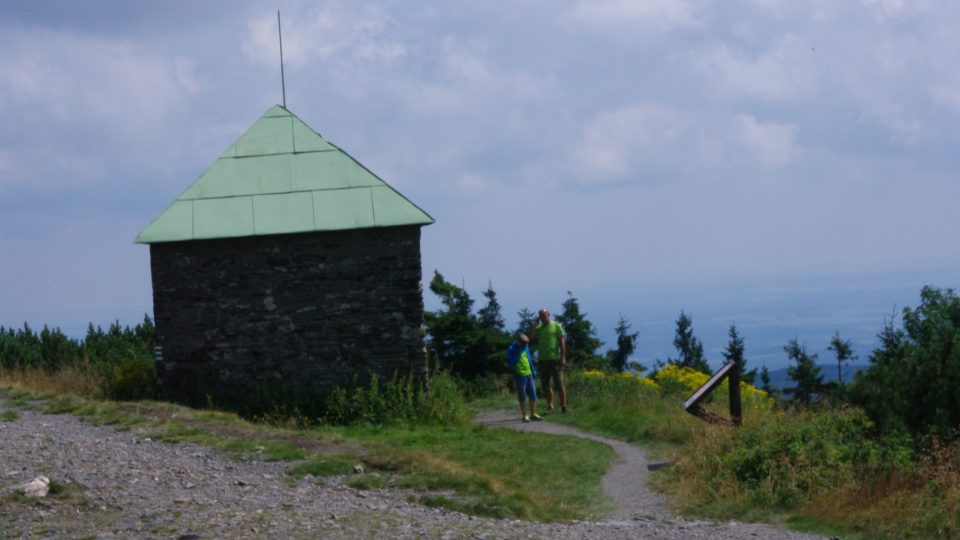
[149, 225, 428, 414]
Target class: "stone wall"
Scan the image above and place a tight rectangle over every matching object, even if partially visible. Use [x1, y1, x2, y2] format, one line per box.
[148, 226, 427, 414]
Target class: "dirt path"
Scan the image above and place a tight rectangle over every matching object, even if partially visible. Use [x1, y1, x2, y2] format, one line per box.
[0, 393, 825, 539]
[475, 409, 826, 538]
[475, 409, 673, 522]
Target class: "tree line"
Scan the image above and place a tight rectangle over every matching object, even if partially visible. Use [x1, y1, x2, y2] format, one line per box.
[1, 275, 956, 445]
[424, 274, 960, 445]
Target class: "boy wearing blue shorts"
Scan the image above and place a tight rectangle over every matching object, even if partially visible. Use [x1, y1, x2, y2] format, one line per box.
[507, 333, 543, 423]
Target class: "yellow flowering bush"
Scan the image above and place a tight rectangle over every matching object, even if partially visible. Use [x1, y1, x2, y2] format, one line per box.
[568, 368, 660, 399]
[654, 363, 773, 408]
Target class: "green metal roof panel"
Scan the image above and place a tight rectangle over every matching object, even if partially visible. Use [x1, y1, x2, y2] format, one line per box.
[136, 105, 433, 244]
[194, 197, 254, 239]
[136, 200, 194, 243]
[228, 115, 294, 157]
[292, 117, 335, 152]
[371, 185, 434, 226]
[313, 188, 376, 230]
[180, 154, 294, 199]
[291, 151, 381, 191]
[253, 192, 315, 235]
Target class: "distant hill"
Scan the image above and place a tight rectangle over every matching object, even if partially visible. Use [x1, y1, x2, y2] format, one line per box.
[764, 363, 869, 390]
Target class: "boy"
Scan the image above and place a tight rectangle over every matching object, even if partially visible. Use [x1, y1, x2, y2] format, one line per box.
[507, 333, 543, 422]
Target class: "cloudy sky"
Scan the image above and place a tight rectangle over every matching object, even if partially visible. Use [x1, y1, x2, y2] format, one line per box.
[2, 0, 958, 366]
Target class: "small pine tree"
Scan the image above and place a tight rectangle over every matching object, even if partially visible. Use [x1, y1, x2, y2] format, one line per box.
[827, 330, 856, 384]
[515, 307, 536, 336]
[477, 280, 506, 331]
[784, 339, 824, 404]
[759, 365, 777, 397]
[555, 291, 603, 369]
[670, 311, 710, 374]
[723, 325, 756, 385]
[605, 314, 638, 373]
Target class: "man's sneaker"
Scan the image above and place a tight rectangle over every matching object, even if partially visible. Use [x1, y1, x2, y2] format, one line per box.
[522, 416, 531, 423]
[531, 414, 544, 421]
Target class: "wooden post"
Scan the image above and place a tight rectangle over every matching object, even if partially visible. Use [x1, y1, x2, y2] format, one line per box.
[728, 360, 742, 426]
[683, 360, 743, 427]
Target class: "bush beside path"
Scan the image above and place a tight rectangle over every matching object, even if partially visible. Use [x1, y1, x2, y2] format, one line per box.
[475, 409, 826, 539]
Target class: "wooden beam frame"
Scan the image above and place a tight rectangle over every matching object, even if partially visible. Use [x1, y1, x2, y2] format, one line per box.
[683, 360, 742, 426]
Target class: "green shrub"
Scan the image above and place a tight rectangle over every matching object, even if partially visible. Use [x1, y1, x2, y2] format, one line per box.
[104, 358, 157, 401]
[321, 371, 468, 427]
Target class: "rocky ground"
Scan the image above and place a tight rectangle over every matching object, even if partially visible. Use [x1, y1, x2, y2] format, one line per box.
[0, 394, 827, 539]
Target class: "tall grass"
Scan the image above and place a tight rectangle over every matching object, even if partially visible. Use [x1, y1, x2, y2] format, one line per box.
[556, 366, 959, 539]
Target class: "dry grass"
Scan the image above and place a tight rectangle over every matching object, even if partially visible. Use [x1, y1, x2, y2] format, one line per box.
[656, 405, 960, 539]
[0, 366, 103, 398]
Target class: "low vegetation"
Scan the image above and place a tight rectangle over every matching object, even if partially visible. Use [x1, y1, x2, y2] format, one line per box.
[2, 284, 958, 537]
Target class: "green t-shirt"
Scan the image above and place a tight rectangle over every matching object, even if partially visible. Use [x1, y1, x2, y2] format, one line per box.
[516, 350, 533, 376]
[536, 321, 565, 361]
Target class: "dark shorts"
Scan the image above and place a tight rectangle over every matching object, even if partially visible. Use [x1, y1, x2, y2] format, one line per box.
[516, 375, 537, 402]
[540, 361, 564, 392]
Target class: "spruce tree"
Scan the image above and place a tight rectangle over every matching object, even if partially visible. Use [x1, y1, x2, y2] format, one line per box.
[477, 280, 506, 331]
[827, 330, 856, 384]
[723, 325, 756, 384]
[515, 307, 536, 335]
[555, 291, 603, 369]
[424, 271, 504, 379]
[670, 311, 710, 374]
[784, 339, 824, 404]
[606, 313, 639, 373]
[759, 366, 777, 397]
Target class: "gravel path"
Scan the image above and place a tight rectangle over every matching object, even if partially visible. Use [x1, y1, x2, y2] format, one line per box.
[0, 394, 826, 539]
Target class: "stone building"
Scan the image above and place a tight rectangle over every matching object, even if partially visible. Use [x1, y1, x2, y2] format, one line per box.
[136, 105, 433, 414]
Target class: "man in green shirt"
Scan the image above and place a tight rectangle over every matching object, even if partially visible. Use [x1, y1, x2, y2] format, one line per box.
[530, 308, 568, 413]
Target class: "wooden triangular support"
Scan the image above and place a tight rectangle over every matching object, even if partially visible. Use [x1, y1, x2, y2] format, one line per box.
[683, 360, 742, 426]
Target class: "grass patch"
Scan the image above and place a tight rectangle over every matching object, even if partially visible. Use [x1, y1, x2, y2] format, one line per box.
[220, 438, 307, 462]
[339, 423, 614, 522]
[2, 374, 617, 524]
[289, 453, 360, 478]
[346, 474, 389, 490]
[1, 410, 17, 422]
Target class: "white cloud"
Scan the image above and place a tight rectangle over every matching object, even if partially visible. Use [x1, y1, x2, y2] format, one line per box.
[859, 103, 926, 145]
[0, 30, 195, 131]
[243, 3, 405, 68]
[572, 105, 686, 184]
[735, 114, 798, 168]
[564, 0, 703, 35]
[692, 34, 818, 100]
[930, 79, 960, 112]
[455, 174, 488, 193]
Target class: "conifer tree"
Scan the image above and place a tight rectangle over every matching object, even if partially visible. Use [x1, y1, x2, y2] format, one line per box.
[723, 325, 756, 384]
[515, 307, 536, 335]
[606, 313, 639, 373]
[784, 339, 824, 404]
[670, 311, 710, 374]
[827, 330, 856, 384]
[477, 280, 506, 331]
[759, 366, 777, 397]
[555, 291, 603, 369]
[424, 271, 503, 379]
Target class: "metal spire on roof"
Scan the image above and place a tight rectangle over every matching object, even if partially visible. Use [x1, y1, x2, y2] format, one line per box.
[278, 10, 287, 108]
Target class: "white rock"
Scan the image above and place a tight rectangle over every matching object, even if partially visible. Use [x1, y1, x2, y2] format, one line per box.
[17, 476, 50, 497]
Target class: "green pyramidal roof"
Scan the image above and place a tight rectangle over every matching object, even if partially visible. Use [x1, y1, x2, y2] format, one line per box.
[136, 105, 433, 244]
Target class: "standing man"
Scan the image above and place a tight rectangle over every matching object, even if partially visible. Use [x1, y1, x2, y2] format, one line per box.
[530, 308, 568, 413]
[507, 333, 543, 423]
